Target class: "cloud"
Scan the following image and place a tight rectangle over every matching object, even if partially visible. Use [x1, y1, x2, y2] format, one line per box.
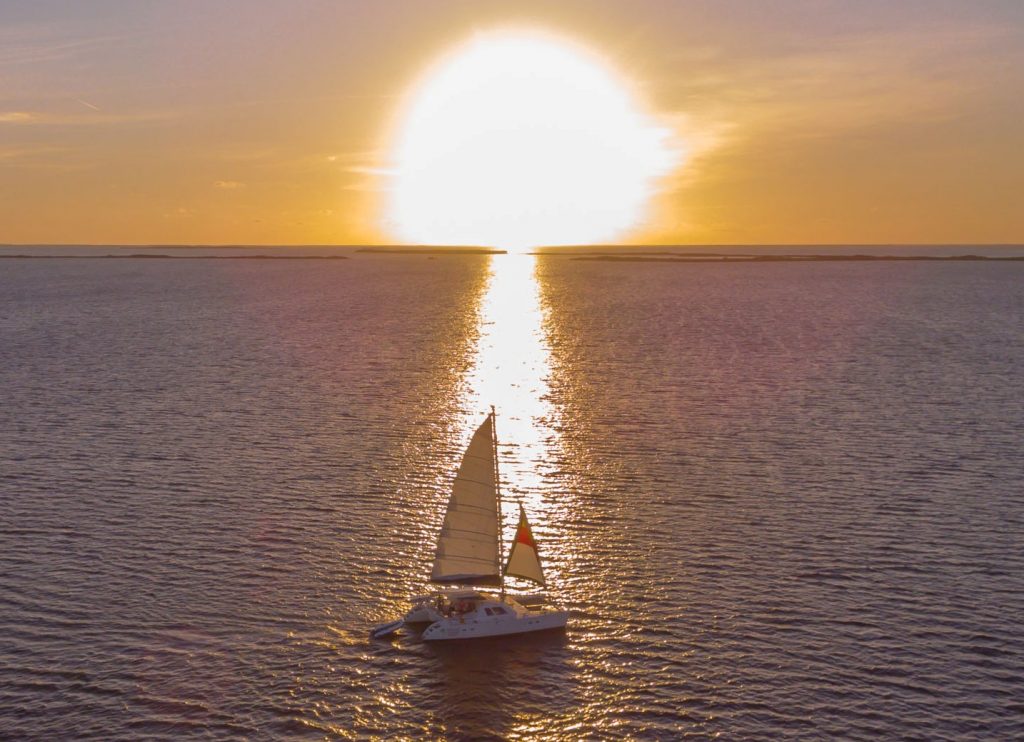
[642, 16, 1024, 207]
[214, 180, 245, 189]
[345, 165, 394, 176]
[0, 26, 129, 67]
[656, 20, 1022, 141]
[163, 207, 196, 218]
[0, 111, 36, 123]
[0, 144, 61, 160]
[0, 144, 87, 171]
[0, 109, 174, 126]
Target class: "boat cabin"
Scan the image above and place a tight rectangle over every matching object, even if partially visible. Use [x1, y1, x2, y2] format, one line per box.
[430, 589, 491, 617]
[481, 605, 511, 616]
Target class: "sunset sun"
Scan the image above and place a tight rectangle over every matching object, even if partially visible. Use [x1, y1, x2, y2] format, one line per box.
[385, 30, 679, 250]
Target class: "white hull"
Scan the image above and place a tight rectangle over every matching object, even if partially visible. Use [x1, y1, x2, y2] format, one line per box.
[405, 589, 567, 642]
[369, 618, 404, 639]
[422, 607, 568, 641]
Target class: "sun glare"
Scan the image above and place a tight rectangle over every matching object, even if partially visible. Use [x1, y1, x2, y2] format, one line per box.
[385, 31, 679, 250]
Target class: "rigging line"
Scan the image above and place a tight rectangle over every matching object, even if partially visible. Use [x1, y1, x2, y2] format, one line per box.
[439, 528, 495, 540]
[436, 555, 497, 565]
[448, 503, 495, 515]
[452, 476, 495, 488]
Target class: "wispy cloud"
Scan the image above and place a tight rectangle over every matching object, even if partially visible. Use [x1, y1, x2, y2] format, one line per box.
[657, 20, 1022, 140]
[646, 16, 1024, 203]
[0, 111, 35, 123]
[0, 144, 87, 171]
[0, 21, 134, 66]
[214, 180, 245, 189]
[345, 165, 394, 176]
[0, 144, 63, 160]
[338, 153, 394, 192]
[0, 109, 175, 126]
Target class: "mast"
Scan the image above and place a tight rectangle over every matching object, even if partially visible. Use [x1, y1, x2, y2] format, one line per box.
[491, 405, 506, 600]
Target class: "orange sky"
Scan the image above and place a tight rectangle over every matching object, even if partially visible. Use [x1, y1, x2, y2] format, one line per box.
[2, 0, 1023, 245]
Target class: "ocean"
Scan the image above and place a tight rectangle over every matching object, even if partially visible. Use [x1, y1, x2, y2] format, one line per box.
[1, 247, 1022, 739]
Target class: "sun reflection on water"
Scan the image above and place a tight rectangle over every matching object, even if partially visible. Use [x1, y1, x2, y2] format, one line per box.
[458, 253, 565, 585]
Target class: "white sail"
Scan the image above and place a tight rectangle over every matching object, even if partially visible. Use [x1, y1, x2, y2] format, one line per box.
[430, 415, 501, 586]
[504, 503, 546, 586]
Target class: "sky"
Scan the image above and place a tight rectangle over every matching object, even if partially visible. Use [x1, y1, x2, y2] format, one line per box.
[2, 0, 1023, 246]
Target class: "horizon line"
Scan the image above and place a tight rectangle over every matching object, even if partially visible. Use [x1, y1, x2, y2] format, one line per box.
[3, 242, 1024, 249]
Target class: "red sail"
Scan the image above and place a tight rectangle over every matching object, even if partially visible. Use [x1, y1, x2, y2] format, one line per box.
[514, 513, 536, 549]
[504, 503, 545, 586]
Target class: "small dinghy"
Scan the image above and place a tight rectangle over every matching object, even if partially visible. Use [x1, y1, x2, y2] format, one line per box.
[369, 618, 404, 640]
[383, 407, 568, 641]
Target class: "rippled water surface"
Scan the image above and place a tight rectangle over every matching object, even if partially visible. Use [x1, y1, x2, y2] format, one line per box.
[1, 252, 1022, 739]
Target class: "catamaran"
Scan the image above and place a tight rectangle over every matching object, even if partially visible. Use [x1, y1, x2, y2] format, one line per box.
[371, 407, 569, 641]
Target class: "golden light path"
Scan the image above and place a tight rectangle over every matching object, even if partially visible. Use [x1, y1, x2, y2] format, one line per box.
[459, 254, 559, 549]
[385, 30, 678, 250]
[454, 255, 627, 736]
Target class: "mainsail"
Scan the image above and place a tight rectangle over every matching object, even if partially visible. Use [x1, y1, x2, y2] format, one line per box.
[430, 415, 501, 586]
[504, 503, 546, 586]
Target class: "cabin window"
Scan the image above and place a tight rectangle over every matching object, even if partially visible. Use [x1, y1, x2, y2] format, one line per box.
[492, 607, 507, 615]
[484, 608, 493, 616]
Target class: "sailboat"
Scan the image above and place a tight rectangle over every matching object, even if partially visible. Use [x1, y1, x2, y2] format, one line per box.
[372, 408, 569, 641]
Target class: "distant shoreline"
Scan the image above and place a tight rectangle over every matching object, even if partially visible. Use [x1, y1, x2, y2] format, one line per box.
[355, 247, 506, 255]
[566, 254, 1024, 263]
[3, 252, 1023, 262]
[0, 254, 349, 260]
